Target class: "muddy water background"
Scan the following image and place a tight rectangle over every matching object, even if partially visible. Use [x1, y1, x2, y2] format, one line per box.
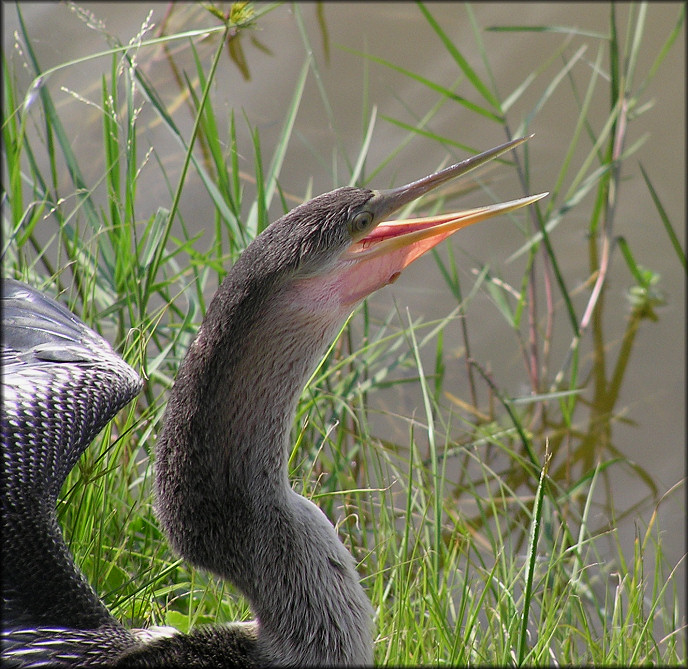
[3, 2, 684, 620]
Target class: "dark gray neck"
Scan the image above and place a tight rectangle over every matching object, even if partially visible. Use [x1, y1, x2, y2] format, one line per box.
[155, 257, 373, 665]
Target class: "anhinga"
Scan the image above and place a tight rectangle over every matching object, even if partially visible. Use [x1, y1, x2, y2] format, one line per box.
[1, 137, 545, 667]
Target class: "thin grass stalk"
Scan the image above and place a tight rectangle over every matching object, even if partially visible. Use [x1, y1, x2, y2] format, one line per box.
[293, 4, 353, 175]
[144, 23, 229, 309]
[517, 447, 551, 665]
[638, 163, 686, 271]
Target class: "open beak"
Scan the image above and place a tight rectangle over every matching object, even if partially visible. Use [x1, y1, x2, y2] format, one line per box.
[336, 136, 547, 304]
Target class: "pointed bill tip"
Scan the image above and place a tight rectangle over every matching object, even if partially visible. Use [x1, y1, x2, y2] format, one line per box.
[369, 135, 537, 222]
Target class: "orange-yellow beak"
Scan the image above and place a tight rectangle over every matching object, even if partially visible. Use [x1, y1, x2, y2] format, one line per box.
[332, 136, 547, 305]
[345, 193, 546, 269]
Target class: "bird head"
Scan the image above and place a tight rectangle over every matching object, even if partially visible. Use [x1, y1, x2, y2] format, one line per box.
[234, 136, 546, 319]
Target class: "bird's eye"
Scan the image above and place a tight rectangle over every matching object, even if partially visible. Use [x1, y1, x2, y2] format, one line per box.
[350, 211, 374, 235]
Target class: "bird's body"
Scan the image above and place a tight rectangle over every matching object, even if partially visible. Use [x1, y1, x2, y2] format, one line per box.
[1, 138, 545, 666]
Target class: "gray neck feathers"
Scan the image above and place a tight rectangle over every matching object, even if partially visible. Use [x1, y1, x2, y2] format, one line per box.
[154, 245, 373, 665]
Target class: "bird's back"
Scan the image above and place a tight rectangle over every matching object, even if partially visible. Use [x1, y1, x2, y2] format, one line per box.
[2, 280, 143, 506]
[1, 279, 142, 658]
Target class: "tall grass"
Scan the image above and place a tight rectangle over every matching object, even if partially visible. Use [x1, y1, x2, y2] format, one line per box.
[2, 2, 684, 665]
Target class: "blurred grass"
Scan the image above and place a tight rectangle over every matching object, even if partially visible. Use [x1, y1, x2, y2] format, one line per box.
[2, 1, 685, 665]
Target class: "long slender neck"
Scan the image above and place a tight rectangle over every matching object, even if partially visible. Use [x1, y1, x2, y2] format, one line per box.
[155, 261, 373, 665]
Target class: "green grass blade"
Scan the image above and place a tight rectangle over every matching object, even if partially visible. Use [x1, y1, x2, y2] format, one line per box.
[636, 3, 685, 98]
[417, 2, 502, 112]
[517, 449, 551, 665]
[348, 106, 377, 187]
[638, 163, 686, 271]
[144, 24, 230, 307]
[16, 6, 101, 233]
[264, 57, 310, 210]
[340, 45, 502, 123]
